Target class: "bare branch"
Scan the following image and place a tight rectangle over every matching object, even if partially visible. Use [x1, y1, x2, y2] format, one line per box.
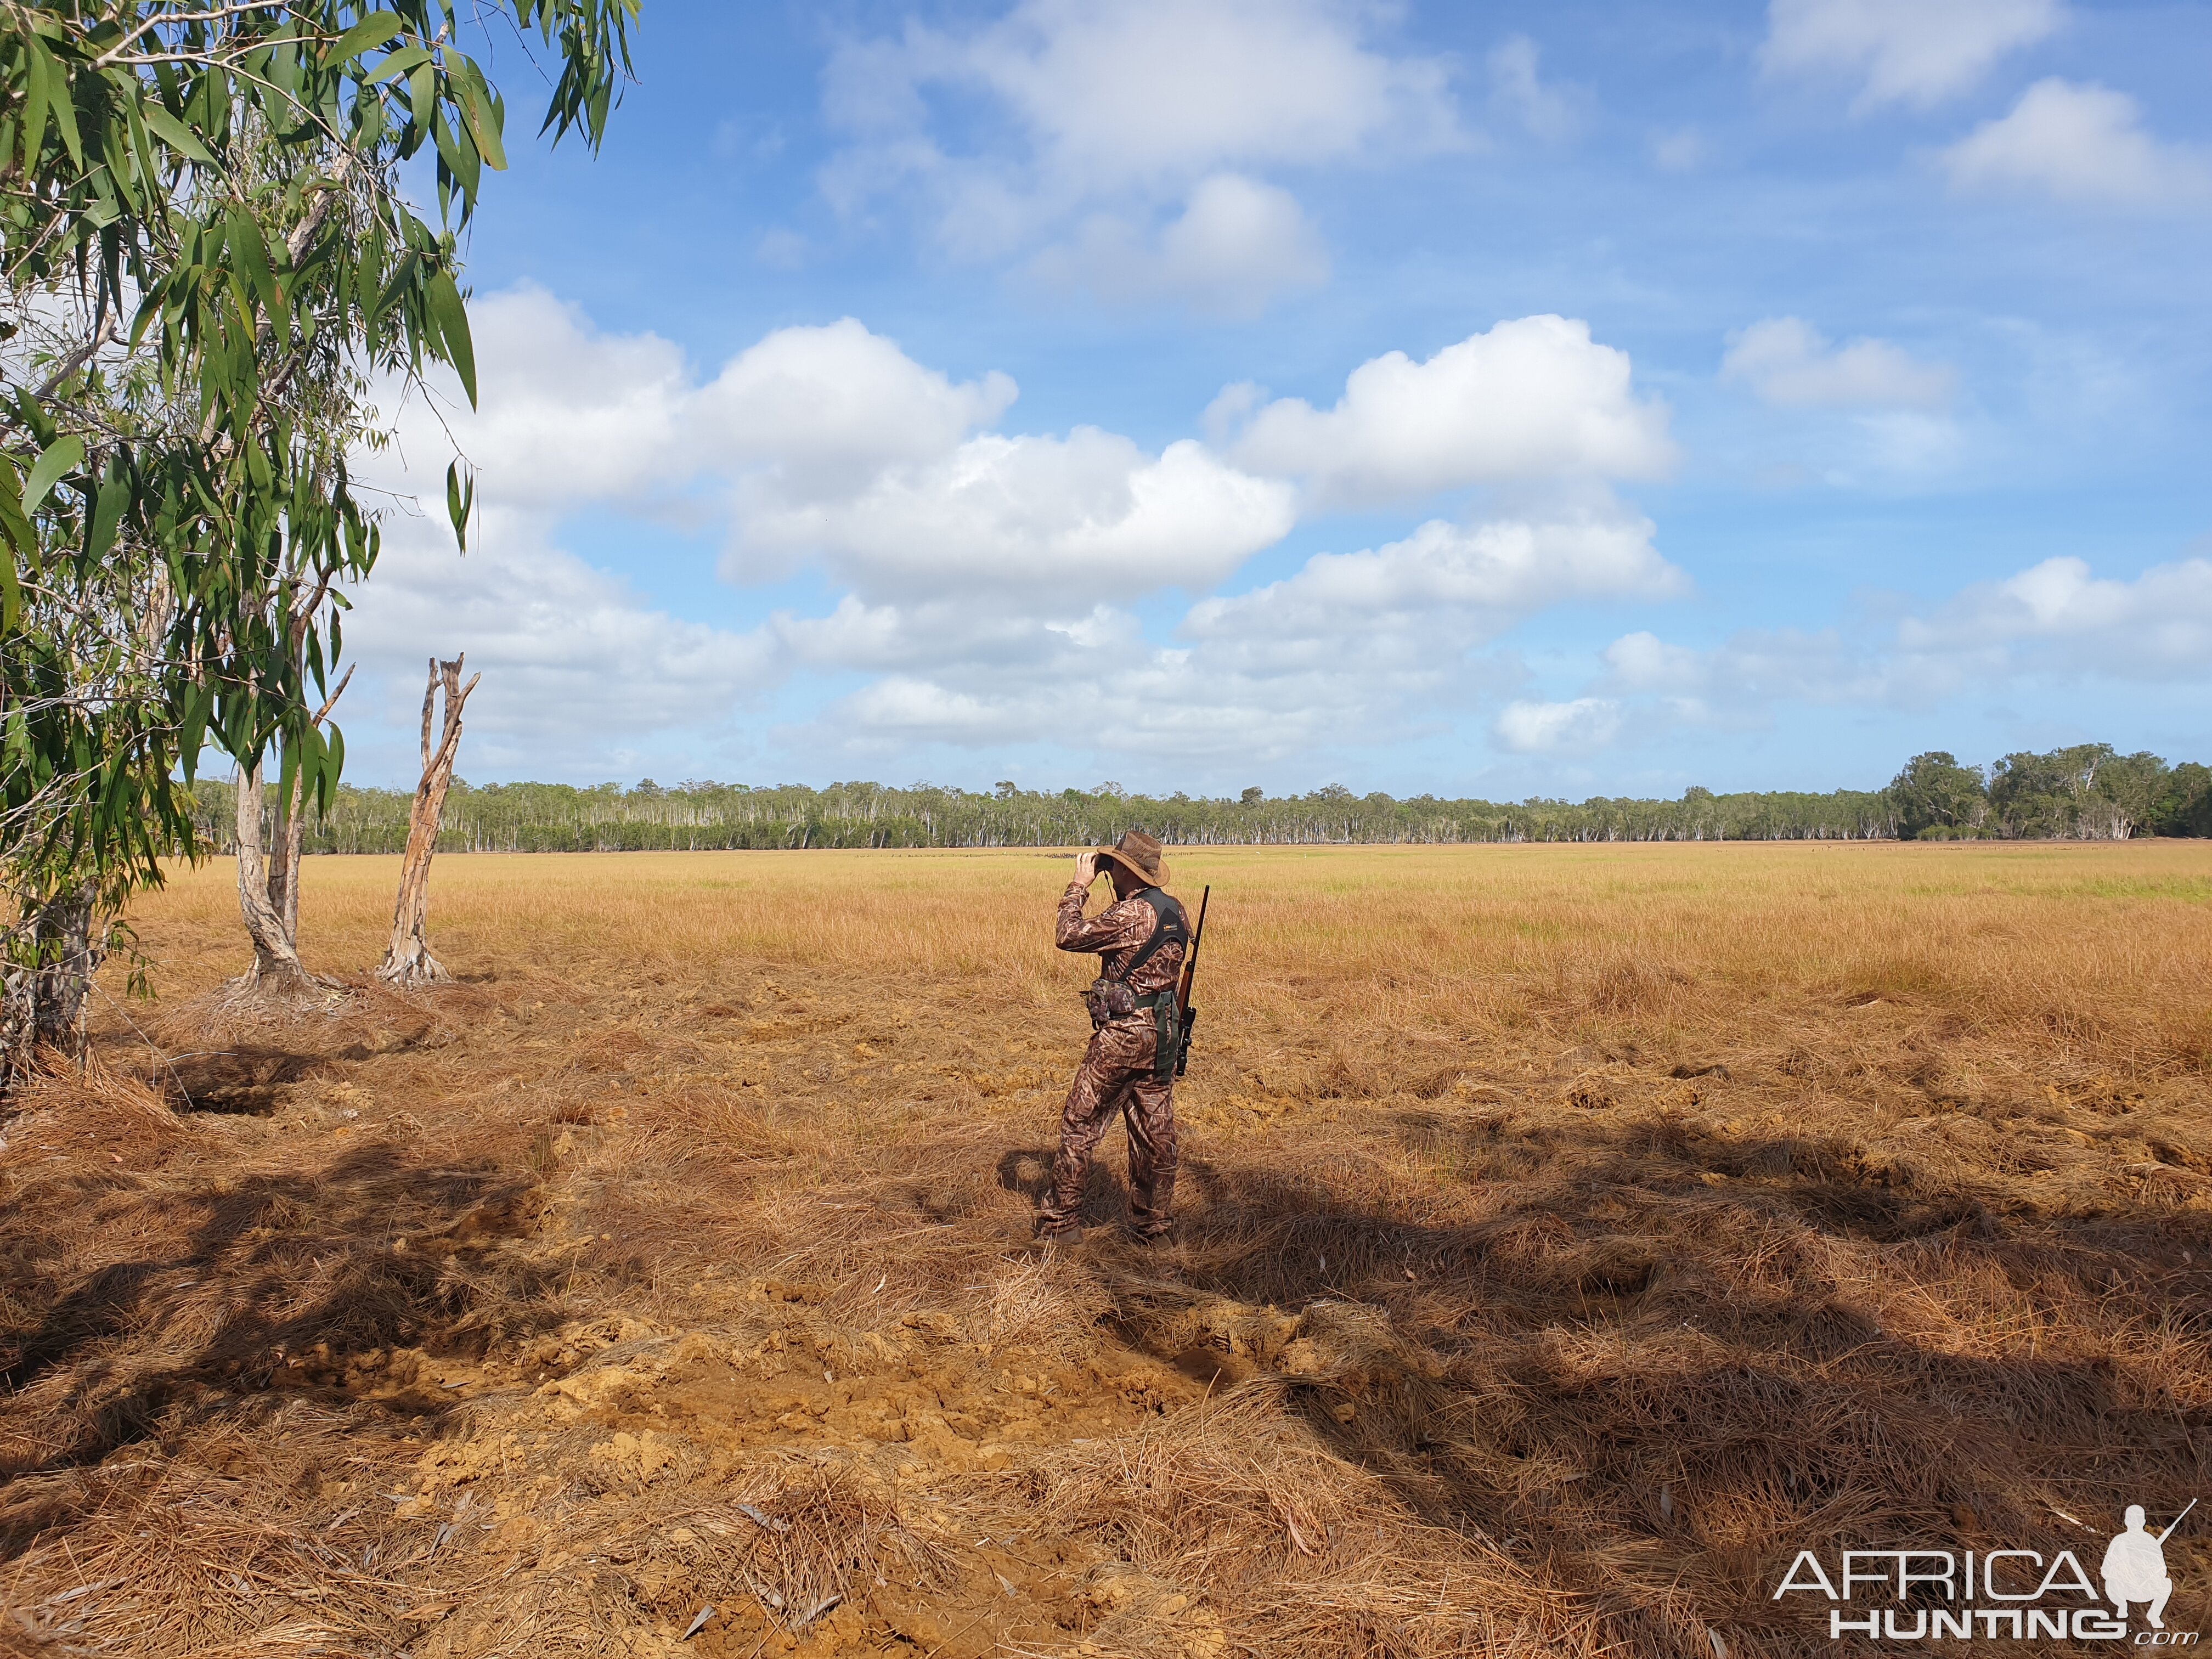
[418, 657, 436, 773]
[310, 662, 354, 727]
[87, 2, 317, 71]
[32, 309, 119, 400]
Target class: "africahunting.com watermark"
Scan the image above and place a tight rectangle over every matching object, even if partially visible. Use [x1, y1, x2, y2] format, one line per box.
[1774, 1503, 2199, 1643]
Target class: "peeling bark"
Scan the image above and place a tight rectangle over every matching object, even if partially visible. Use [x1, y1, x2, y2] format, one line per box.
[233, 758, 313, 993]
[378, 656, 478, 988]
[0, 887, 103, 1090]
[227, 666, 352, 1001]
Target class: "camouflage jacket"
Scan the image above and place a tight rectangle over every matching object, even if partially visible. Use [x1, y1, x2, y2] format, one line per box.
[1056, 882, 1186, 997]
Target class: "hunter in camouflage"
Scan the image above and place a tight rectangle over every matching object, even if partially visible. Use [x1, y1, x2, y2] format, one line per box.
[1040, 829, 1187, 1242]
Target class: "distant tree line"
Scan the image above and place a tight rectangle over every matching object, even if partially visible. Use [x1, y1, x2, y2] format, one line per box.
[180, 741, 2212, 856]
[1886, 745, 2210, 840]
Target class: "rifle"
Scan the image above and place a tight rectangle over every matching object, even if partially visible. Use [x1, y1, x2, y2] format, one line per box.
[1173, 885, 1210, 1079]
[2156, 1498, 2197, 1543]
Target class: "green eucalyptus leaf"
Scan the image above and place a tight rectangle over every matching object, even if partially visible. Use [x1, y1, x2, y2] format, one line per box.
[433, 102, 482, 206]
[20, 43, 49, 174]
[452, 57, 509, 170]
[23, 436, 84, 515]
[323, 723, 346, 809]
[33, 40, 82, 170]
[0, 467, 24, 635]
[328, 10, 406, 66]
[276, 729, 303, 817]
[85, 476, 128, 565]
[427, 268, 476, 405]
[369, 43, 434, 84]
[139, 99, 216, 167]
[445, 458, 468, 549]
[227, 207, 281, 320]
[178, 681, 211, 779]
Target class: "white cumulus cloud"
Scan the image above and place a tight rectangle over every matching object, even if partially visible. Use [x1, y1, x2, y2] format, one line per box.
[845, 0, 1461, 193]
[1720, 317, 1956, 409]
[375, 289, 1290, 611]
[420, 285, 690, 509]
[774, 499, 1684, 765]
[1579, 552, 2212, 750]
[349, 288, 1706, 776]
[696, 317, 1019, 492]
[788, 600, 1446, 763]
[1599, 625, 1892, 715]
[1494, 698, 1623, 755]
[1030, 172, 1329, 318]
[1900, 554, 2212, 675]
[336, 507, 779, 776]
[342, 287, 1314, 774]
[389, 290, 1021, 510]
[1186, 500, 1684, 645]
[746, 323, 1688, 761]
[1224, 315, 1678, 509]
[1943, 79, 2212, 209]
[1760, 0, 2064, 110]
[736, 430, 1295, 601]
[820, 0, 1459, 312]
[1604, 630, 1711, 693]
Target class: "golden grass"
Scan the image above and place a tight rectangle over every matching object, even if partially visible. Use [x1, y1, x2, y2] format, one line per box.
[2, 841, 2209, 1657]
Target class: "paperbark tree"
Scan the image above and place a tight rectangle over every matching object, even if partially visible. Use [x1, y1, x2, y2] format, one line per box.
[0, 1, 635, 1087]
[231, 667, 351, 995]
[0, 887, 100, 1082]
[1887, 752, 1988, 839]
[377, 656, 476, 987]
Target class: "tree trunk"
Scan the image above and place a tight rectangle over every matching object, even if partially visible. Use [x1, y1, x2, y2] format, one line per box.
[270, 758, 307, 945]
[378, 656, 478, 988]
[227, 665, 351, 1000]
[1, 885, 106, 1092]
[233, 760, 313, 992]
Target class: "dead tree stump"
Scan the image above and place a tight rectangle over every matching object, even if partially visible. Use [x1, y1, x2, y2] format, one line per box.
[377, 656, 478, 988]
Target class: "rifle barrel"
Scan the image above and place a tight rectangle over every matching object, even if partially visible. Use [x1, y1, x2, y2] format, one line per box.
[1178, 885, 1210, 1013]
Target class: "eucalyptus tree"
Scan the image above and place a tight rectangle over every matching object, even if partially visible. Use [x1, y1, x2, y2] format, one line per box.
[1886, 751, 1989, 839]
[1, 0, 636, 1074]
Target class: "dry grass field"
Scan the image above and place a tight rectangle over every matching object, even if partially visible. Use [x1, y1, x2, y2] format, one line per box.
[3, 842, 2210, 1658]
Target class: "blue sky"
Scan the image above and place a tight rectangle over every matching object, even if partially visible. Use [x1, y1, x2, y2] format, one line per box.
[340, 0, 2212, 799]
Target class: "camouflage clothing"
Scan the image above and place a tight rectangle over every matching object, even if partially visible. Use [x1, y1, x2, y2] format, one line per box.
[1041, 879, 1186, 1238]
[1056, 881, 1187, 1000]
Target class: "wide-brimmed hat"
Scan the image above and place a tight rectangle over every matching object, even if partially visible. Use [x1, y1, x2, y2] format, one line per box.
[1096, 829, 1169, 887]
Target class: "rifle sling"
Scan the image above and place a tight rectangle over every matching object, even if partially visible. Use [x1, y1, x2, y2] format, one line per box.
[1102, 889, 1188, 1086]
[1104, 888, 1188, 987]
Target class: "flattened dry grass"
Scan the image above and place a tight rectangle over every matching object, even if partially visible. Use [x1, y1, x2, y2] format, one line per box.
[1, 842, 2208, 1657]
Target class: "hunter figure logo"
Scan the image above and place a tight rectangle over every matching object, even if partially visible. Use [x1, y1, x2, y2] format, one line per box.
[2106, 1503, 2192, 1630]
[1774, 1501, 2199, 1643]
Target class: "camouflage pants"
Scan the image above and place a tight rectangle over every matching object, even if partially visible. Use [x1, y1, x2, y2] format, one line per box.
[1041, 1018, 1177, 1238]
